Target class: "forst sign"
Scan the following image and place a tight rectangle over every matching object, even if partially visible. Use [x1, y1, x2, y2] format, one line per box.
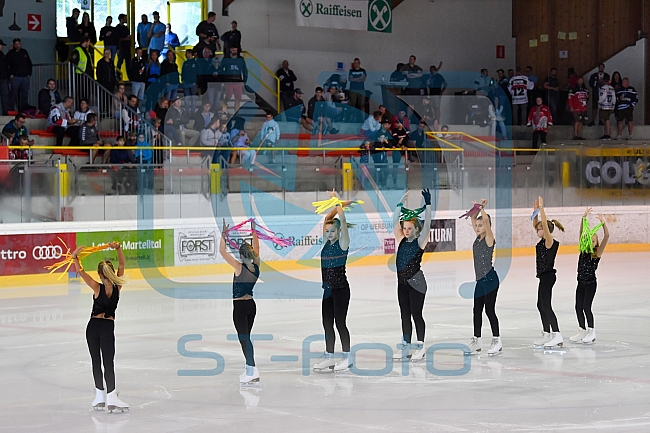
[296, 0, 392, 33]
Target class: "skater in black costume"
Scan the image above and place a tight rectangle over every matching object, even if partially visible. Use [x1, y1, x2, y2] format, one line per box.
[465, 199, 502, 355]
[532, 196, 565, 348]
[220, 219, 261, 384]
[569, 208, 609, 344]
[72, 241, 129, 412]
[392, 189, 432, 361]
[313, 190, 353, 372]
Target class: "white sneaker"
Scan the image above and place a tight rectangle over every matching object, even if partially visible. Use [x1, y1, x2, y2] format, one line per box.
[544, 332, 564, 348]
[393, 341, 411, 360]
[334, 353, 352, 372]
[106, 390, 128, 412]
[533, 332, 552, 347]
[465, 336, 482, 355]
[582, 328, 596, 344]
[92, 388, 105, 410]
[569, 328, 587, 343]
[617, 135, 623, 140]
[239, 365, 260, 384]
[410, 341, 426, 361]
[488, 337, 502, 355]
[313, 353, 336, 371]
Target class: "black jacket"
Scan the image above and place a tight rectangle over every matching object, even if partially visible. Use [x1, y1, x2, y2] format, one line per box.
[128, 55, 147, 83]
[99, 25, 117, 46]
[0, 52, 8, 80]
[96, 59, 117, 91]
[160, 60, 179, 85]
[66, 17, 80, 42]
[166, 106, 190, 128]
[6, 48, 33, 77]
[277, 68, 297, 94]
[38, 88, 62, 114]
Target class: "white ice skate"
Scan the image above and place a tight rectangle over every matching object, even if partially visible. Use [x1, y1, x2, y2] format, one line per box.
[333, 353, 352, 372]
[543, 332, 564, 348]
[106, 390, 128, 413]
[569, 328, 587, 343]
[487, 337, 502, 356]
[581, 328, 596, 344]
[464, 336, 482, 355]
[91, 388, 106, 410]
[239, 365, 260, 384]
[313, 353, 336, 371]
[533, 332, 552, 348]
[393, 341, 411, 361]
[410, 341, 426, 361]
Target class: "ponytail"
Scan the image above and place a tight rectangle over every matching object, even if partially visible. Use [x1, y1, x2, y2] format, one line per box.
[97, 260, 128, 286]
[548, 219, 565, 233]
[239, 242, 259, 261]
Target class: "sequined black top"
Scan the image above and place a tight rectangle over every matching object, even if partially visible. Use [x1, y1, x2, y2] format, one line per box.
[473, 236, 495, 280]
[233, 263, 259, 298]
[321, 239, 349, 290]
[397, 237, 424, 284]
[577, 252, 600, 283]
[91, 283, 120, 319]
[536, 238, 559, 277]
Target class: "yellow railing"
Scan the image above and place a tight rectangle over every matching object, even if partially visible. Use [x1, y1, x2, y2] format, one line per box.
[8, 145, 456, 152]
[241, 51, 281, 113]
[426, 131, 556, 153]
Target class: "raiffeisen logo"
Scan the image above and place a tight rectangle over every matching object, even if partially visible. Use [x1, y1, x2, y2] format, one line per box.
[301, 0, 363, 18]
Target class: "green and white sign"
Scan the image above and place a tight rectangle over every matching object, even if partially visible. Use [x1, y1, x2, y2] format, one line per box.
[296, 0, 391, 33]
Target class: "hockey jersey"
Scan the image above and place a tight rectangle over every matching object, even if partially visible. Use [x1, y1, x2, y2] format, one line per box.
[527, 104, 552, 132]
[598, 85, 616, 110]
[615, 86, 638, 111]
[47, 103, 72, 130]
[568, 85, 589, 111]
[508, 74, 534, 105]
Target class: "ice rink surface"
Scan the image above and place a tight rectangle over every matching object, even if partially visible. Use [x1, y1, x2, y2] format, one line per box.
[1, 252, 650, 433]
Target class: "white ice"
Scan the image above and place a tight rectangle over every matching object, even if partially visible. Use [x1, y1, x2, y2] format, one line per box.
[1, 252, 650, 432]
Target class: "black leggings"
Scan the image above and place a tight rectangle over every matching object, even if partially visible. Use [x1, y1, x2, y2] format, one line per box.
[473, 284, 500, 337]
[52, 125, 80, 147]
[537, 272, 560, 333]
[532, 131, 547, 149]
[86, 318, 116, 392]
[397, 282, 426, 343]
[575, 281, 597, 329]
[322, 286, 351, 353]
[233, 299, 256, 367]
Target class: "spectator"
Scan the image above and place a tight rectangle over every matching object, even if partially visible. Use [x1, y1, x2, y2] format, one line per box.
[508, 69, 534, 125]
[121, 94, 141, 133]
[166, 98, 200, 146]
[37, 79, 62, 115]
[221, 20, 242, 54]
[213, 122, 232, 167]
[588, 63, 610, 126]
[0, 40, 9, 115]
[411, 120, 436, 168]
[47, 96, 81, 146]
[496, 69, 509, 100]
[427, 65, 446, 122]
[193, 101, 214, 131]
[79, 12, 97, 46]
[99, 16, 117, 60]
[615, 77, 638, 140]
[2, 113, 34, 145]
[284, 88, 310, 130]
[195, 11, 221, 52]
[201, 117, 221, 151]
[488, 96, 507, 140]
[567, 67, 579, 89]
[474, 68, 493, 96]
[146, 51, 162, 88]
[96, 48, 117, 93]
[568, 76, 589, 140]
[128, 48, 147, 102]
[6, 38, 32, 112]
[9, 135, 30, 160]
[420, 97, 438, 131]
[389, 63, 406, 82]
[66, 8, 81, 43]
[277, 60, 298, 110]
[134, 132, 153, 164]
[71, 37, 93, 76]
[361, 111, 382, 141]
[322, 85, 343, 132]
[371, 124, 391, 188]
[543, 68, 560, 119]
[401, 55, 423, 95]
[113, 82, 127, 118]
[162, 24, 180, 57]
[359, 140, 371, 164]
[153, 96, 168, 122]
[2, 128, 16, 144]
[193, 34, 215, 61]
[147, 12, 166, 54]
[79, 113, 102, 147]
[348, 58, 367, 121]
[218, 47, 248, 112]
[598, 79, 616, 140]
[610, 71, 623, 92]
[259, 112, 280, 163]
[114, 14, 131, 71]
[525, 65, 538, 114]
[230, 127, 254, 165]
[109, 135, 137, 192]
[180, 49, 199, 104]
[527, 96, 552, 149]
[137, 14, 153, 57]
[391, 109, 410, 130]
[390, 122, 410, 188]
[306, 86, 325, 131]
[378, 105, 392, 124]
[160, 50, 179, 100]
[216, 101, 230, 125]
[74, 98, 94, 123]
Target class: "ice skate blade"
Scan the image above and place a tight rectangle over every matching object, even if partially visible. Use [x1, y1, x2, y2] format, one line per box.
[240, 377, 260, 385]
[488, 350, 502, 357]
[463, 349, 481, 356]
[543, 342, 563, 349]
[313, 365, 335, 373]
[582, 339, 596, 345]
[107, 406, 129, 413]
[93, 404, 105, 411]
[393, 355, 412, 362]
[334, 363, 353, 373]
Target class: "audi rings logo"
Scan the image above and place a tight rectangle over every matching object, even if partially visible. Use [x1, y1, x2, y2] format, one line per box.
[32, 245, 63, 260]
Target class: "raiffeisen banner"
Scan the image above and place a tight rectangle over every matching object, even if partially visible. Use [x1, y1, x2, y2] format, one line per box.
[295, 0, 392, 33]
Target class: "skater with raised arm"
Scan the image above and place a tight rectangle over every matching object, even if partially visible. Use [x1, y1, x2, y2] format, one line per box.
[392, 189, 432, 361]
[465, 199, 502, 355]
[220, 219, 261, 384]
[532, 196, 565, 348]
[570, 208, 609, 344]
[71, 242, 129, 412]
